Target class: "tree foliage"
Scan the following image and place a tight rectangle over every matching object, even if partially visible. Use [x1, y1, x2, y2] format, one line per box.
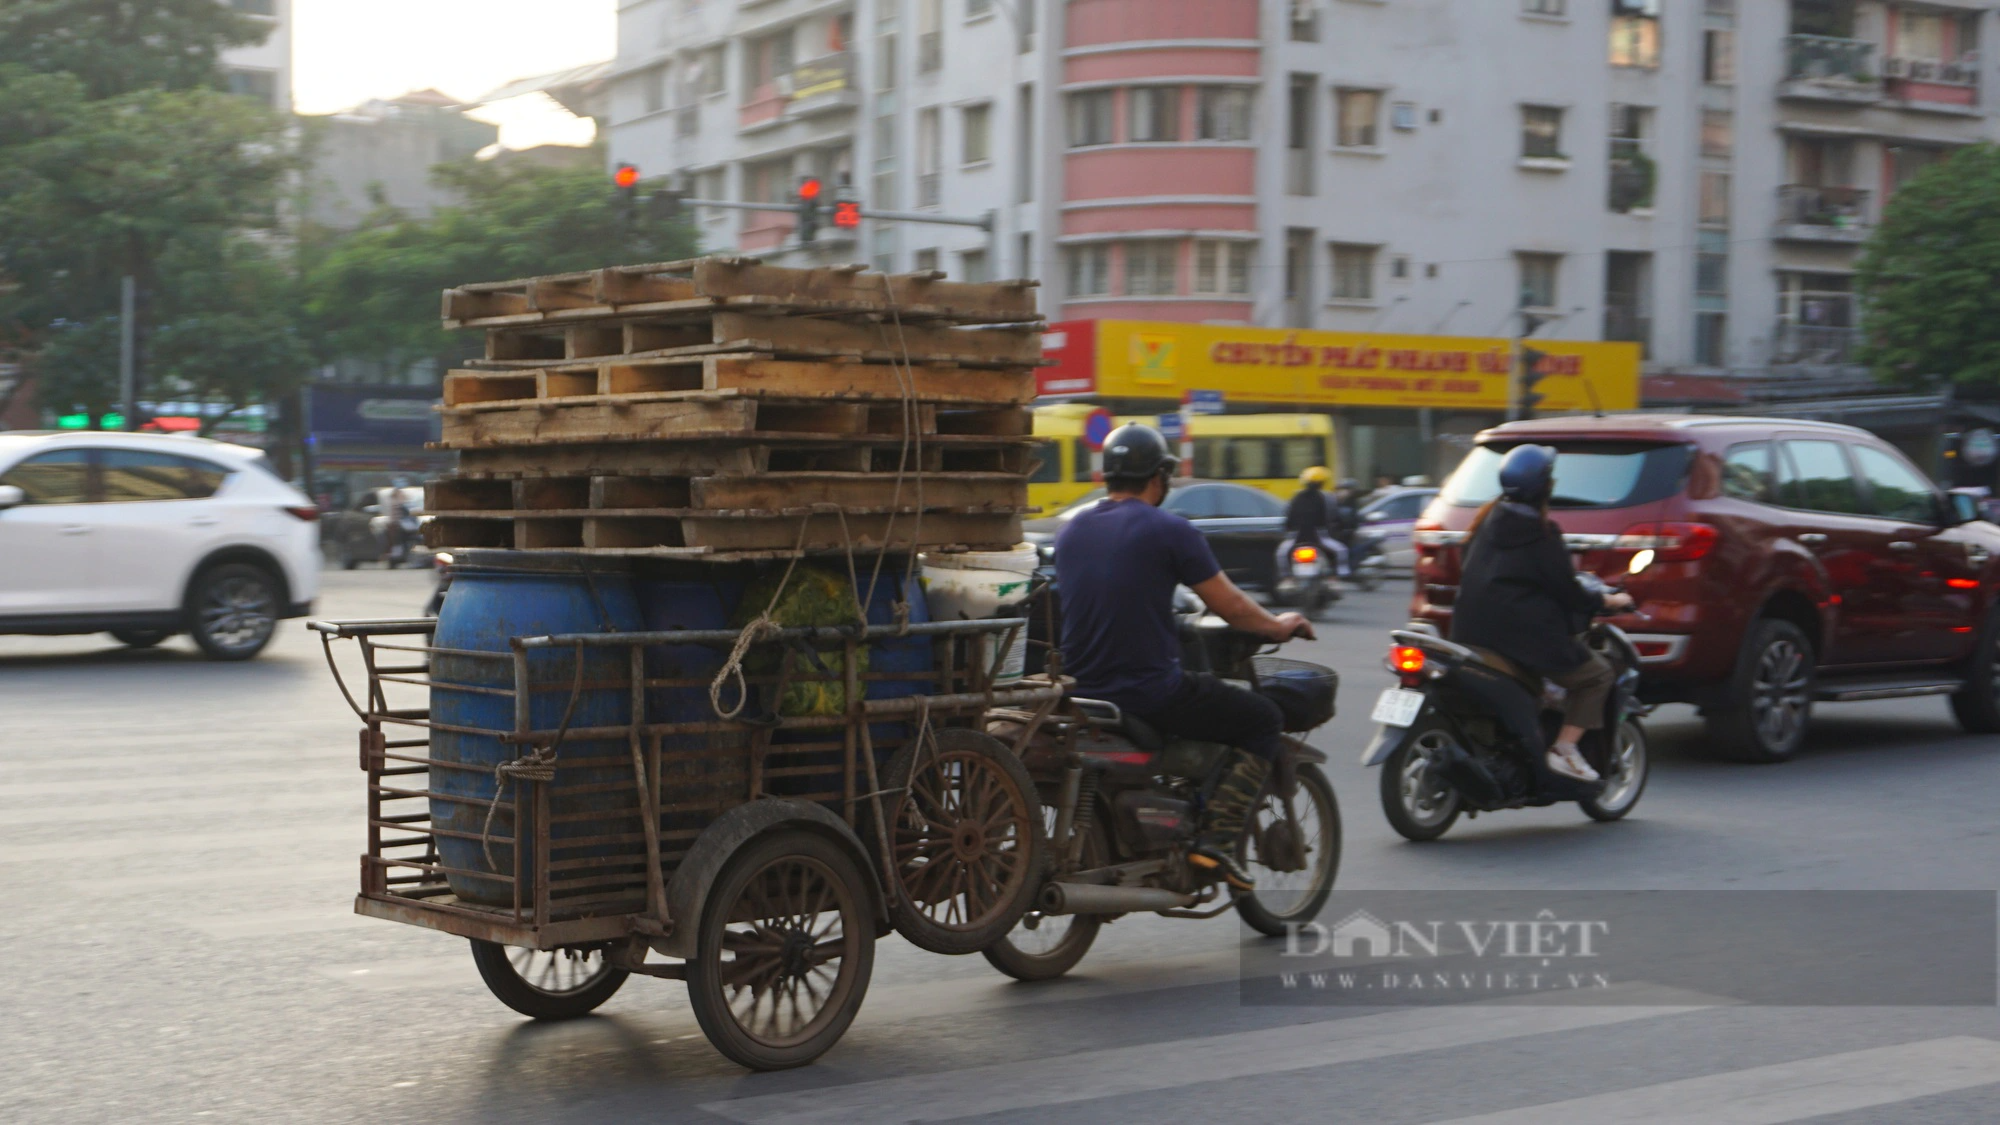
[0, 0, 268, 99]
[1855, 144, 2000, 387]
[300, 159, 698, 379]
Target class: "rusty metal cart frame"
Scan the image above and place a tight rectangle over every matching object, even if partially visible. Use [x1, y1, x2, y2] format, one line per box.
[311, 615, 1063, 1070]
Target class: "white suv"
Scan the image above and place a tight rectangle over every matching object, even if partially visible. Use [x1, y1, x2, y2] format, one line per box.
[0, 432, 320, 660]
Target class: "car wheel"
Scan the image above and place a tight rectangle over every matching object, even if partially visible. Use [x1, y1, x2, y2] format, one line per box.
[1949, 611, 2000, 734]
[1707, 618, 1815, 763]
[188, 563, 281, 661]
[110, 629, 173, 649]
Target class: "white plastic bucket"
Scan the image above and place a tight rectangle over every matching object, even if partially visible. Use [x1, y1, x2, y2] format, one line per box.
[920, 544, 1038, 684]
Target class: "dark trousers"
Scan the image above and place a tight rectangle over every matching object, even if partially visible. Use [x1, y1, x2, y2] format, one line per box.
[1139, 672, 1285, 762]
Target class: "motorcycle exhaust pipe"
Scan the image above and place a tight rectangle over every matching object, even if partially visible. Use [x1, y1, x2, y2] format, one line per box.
[1039, 881, 1199, 916]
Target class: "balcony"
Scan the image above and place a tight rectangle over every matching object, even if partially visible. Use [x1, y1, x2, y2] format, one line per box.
[1774, 184, 1872, 243]
[1883, 54, 1981, 112]
[1781, 35, 1882, 104]
[1608, 153, 1657, 213]
[1771, 322, 1859, 367]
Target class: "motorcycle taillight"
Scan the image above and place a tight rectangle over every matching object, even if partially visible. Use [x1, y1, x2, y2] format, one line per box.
[1389, 645, 1427, 686]
[1292, 544, 1320, 564]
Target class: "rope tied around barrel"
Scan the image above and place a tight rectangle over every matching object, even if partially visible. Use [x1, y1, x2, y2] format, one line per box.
[708, 516, 813, 721]
[481, 639, 587, 872]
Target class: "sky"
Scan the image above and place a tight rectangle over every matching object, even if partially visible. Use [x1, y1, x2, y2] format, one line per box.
[290, 0, 616, 150]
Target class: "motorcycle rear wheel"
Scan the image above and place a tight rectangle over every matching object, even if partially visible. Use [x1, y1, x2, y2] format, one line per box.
[982, 815, 1109, 982]
[1579, 720, 1648, 822]
[1235, 763, 1341, 937]
[1379, 723, 1463, 842]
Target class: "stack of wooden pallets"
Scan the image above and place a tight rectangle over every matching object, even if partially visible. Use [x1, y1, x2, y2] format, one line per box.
[423, 256, 1043, 558]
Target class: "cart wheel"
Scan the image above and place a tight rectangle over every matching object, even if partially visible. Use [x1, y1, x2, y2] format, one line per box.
[468, 940, 627, 1021]
[879, 728, 1041, 955]
[685, 829, 875, 1071]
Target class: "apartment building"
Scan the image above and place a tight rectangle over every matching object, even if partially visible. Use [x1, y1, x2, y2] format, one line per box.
[221, 0, 293, 114]
[607, 0, 1998, 382]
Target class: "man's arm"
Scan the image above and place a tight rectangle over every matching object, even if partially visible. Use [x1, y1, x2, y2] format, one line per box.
[1191, 572, 1316, 642]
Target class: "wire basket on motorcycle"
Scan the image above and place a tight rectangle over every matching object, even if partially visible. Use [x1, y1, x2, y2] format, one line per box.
[1252, 656, 1339, 731]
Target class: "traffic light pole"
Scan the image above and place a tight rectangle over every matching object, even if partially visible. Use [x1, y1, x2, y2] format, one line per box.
[674, 199, 1000, 269]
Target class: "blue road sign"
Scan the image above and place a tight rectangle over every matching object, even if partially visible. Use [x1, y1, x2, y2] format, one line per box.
[1185, 389, 1225, 415]
[1157, 413, 1185, 442]
[1083, 408, 1116, 451]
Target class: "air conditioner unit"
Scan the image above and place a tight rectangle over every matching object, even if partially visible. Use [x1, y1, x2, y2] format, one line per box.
[1882, 56, 1910, 78]
[1943, 62, 1976, 84]
[1910, 59, 1939, 80]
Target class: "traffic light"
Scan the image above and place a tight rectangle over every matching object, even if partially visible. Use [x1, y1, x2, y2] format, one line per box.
[614, 163, 641, 222]
[832, 200, 862, 230]
[796, 176, 823, 243]
[1518, 346, 1549, 417]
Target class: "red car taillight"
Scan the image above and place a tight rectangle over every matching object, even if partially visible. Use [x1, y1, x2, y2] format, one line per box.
[284, 505, 321, 522]
[1615, 522, 1717, 563]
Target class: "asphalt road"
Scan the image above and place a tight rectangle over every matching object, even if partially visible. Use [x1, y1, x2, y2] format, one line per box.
[5, 568, 2000, 1124]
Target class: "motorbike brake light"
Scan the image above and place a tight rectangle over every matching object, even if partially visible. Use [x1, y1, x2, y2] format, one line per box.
[1390, 646, 1426, 675]
[1292, 544, 1320, 564]
[1614, 522, 1717, 563]
[283, 505, 321, 522]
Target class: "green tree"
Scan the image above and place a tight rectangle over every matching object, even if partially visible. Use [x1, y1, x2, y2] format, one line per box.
[151, 237, 311, 436]
[1855, 144, 2000, 387]
[300, 159, 698, 380]
[0, 0, 267, 99]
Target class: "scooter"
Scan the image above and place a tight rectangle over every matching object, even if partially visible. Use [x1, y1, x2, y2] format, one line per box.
[1360, 550, 1657, 841]
[982, 616, 1342, 980]
[1273, 535, 1341, 616]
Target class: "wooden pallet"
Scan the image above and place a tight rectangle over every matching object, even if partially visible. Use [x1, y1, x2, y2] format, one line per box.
[442, 355, 1036, 409]
[437, 397, 1029, 449]
[442, 258, 1041, 330]
[451, 439, 1040, 478]
[428, 472, 1029, 515]
[427, 508, 1024, 553]
[477, 311, 1045, 369]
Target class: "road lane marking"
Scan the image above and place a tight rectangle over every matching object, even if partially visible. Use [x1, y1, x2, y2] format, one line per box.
[1418, 1036, 2000, 1124]
[699, 997, 1713, 1125]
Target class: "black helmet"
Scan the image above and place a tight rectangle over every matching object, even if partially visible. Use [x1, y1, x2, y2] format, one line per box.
[1101, 423, 1178, 485]
[1498, 444, 1557, 505]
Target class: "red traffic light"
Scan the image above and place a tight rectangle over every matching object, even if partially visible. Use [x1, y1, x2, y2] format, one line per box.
[832, 201, 862, 229]
[613, 164, 641, 189]
[797, 177, 823, 201]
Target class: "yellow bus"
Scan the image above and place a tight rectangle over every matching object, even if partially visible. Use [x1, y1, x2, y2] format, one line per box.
[1029, 405, 1338, 513]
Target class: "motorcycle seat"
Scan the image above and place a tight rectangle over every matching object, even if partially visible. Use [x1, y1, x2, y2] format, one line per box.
[1069, 697, 1167, 752]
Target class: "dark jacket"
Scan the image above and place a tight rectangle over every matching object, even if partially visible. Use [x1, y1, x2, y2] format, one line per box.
[1450, 501, 1603, 675]
[1285, 488, 1329, 541]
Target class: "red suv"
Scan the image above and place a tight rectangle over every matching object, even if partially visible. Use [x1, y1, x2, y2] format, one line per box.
[1412, 415, 2000, 762]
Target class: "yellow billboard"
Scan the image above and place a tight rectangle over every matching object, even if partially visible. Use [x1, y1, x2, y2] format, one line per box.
[1045, 320, 1641, 413]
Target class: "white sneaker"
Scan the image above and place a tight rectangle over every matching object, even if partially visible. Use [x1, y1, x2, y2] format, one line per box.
[1547, 744, 1600, 783]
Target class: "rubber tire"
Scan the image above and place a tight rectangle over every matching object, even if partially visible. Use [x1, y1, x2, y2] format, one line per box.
[1706, 618, 1816, 763]
[1949, 611, 2000, 733]
[685, 829, 875, 1071]
[1579, 719, 1649, 822]
[468, 940, 627, 1021]
[1379, 721, 1463, 842]
[110, 629, 172, 649]
[879, 728, 1043, 955]
[1235, 763, 1342, 937]
[187, 563, 282, 661]
[981, 816, 1108, 982]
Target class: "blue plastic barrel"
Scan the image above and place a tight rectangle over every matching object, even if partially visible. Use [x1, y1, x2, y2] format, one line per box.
[429, 553, 642, 907]
[635, 570, 747, 838]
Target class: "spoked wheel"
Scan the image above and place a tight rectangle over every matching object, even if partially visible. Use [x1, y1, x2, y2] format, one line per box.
[982, 798, 1108, 982]
[1380, 722, 1463, 842]
[1580, 719, 1649, 822]
[1236, 762, 1342, 936]
[1708, 619, 1815, 763]
[188, 563, 280, 660]
[880, 728, 1041, 955]
[685, 830, 875, 1071]
[469, 940, 627, 1021]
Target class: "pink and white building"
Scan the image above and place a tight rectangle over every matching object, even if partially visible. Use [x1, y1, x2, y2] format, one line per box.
[610, 0, 2000, 378]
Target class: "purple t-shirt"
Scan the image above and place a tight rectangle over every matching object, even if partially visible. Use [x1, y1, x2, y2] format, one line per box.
[1055, 497, 1222, 713]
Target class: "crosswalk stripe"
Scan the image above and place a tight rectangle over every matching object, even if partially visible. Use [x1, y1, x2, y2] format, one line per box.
[1419, 1036, 2000, 1125]
[699, 996, 1713, 1125]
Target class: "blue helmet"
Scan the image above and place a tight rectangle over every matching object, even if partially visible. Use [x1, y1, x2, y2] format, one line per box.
[1498, 445, 1557, 505]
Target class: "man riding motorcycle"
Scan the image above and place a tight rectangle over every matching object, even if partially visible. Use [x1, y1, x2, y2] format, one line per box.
[1055, 423, 1316, 891]
[1283, 466, 1343, 579]
[1450, 445, 1635, 783]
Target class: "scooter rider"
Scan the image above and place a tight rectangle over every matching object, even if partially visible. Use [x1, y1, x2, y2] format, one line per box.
[1451, 445, 1635, 783]
[1056, 424, 1316, 891]
[1283, 467, 1344, 577]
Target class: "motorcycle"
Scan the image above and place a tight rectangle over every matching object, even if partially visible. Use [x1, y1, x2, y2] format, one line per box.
[983, 617, 1343, 980]
[1360, 550, 1657, 841]
[1273, 535, 1342, 616]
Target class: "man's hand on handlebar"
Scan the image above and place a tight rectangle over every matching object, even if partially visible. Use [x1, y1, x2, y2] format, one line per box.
[1271, 612, 1317, 642]
[1603, 591, 1636, 613]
